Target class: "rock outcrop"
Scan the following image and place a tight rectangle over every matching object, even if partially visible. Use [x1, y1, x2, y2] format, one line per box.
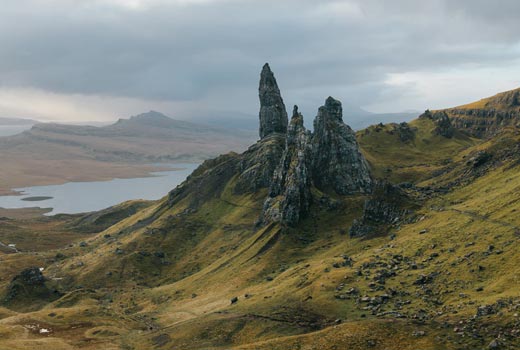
[234, 135, 286, 194]
[258, 63, 288, 139]
[261, 106, 313, 226]
[445, 108, 520, 138]
[349, 182, 413, 238]
[170, 65, 374, 228]
[420, 110, 454, 138]
[311, 97, 373, 195]
[261, 97, 374, 227]
[3, 267, 61, 306]
[396, 122, 415, 142]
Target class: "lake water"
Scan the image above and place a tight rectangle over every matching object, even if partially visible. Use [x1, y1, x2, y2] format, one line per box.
[0, 125, 32, 137]
[0, 163, 199, 215]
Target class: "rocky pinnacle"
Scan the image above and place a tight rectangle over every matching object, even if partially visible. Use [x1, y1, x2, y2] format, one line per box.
[311, 97, 373, 195]
[262, 105, 312, 226]
[259, 63, 288, 139]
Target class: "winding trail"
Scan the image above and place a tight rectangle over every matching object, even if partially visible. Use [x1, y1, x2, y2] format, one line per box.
[450, 208, 520, 232]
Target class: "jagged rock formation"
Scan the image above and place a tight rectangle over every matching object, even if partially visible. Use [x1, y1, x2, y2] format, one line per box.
[420, 110, 454, 138]
[349, 182, 413, 238]
[234, 135, 286, 194]
[433, 112, 454, 138]
[493, 89, 520, 107]
[311, 97, 373, 195]
[258, 63, 288, 139]
[396, 122, 415, 142]
[261, 97, 374, 226]
[445, 108, 520, 138]
[169, 65, 374, 228]
[261, 106, 313, 226]
[436, 88, 520, 138]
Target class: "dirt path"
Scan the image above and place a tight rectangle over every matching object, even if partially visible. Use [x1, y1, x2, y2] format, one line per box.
[450, 208, 520, 231]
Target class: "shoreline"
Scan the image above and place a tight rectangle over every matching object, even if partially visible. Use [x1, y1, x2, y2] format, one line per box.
[0, 161, 196, 197]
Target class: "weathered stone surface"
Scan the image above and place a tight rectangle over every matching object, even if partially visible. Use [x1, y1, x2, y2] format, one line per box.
[433, 112, 454, 138]
[311, 97, 372, 195]
[261, 106, 313, 226]
[492, 88, 520, 108]
[168, 66, 377, 229]
[396, 122, 415, 142]
[349, 182, 413, 238]
[420, 110, 454, 138]
[259, 63, 288, 139]
[234, 134, 286, 194]
[445, 108, 520, 138]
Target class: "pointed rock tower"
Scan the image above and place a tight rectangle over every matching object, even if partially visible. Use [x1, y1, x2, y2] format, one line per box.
[311, 97, 372, 195]
[262, 106, 313, 226]
[259, 63, 288, 139]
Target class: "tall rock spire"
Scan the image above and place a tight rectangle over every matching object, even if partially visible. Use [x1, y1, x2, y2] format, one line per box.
[311, 97, 373, 195]
[258, 63, 288, 139]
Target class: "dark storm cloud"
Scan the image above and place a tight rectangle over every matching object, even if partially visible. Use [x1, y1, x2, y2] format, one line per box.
[0, 0, 519, 118]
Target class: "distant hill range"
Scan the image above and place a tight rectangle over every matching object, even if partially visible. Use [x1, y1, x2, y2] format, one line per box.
[0, 117, 38, 126]
[4, 111, 257, 163]
[0, 111, 257, 195]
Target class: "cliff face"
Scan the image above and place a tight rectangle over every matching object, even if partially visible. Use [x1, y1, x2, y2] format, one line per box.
[311, 97, 373, 195]
[261, 106, 313, 226]
[446, 108, 520, 138]
[437, 88, 520, 138]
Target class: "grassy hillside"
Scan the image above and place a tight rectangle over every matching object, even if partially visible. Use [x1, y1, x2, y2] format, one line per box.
[0, 110, 519, 349]
[358, 117, 477, 182]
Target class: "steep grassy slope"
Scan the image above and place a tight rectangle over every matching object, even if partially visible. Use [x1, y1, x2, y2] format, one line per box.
[0, 111, 519, 349]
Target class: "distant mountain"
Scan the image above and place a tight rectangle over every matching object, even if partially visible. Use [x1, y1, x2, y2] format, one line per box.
[13, 111, 257, 162]
[0, 111, 257, 195]
[0, 117, 38, 126]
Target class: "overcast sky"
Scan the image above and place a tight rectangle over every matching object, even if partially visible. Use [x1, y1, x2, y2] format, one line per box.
[0, 0, 519, 123]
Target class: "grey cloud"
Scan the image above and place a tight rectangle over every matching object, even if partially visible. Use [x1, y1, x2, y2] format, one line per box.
[0, 0, 519, 119]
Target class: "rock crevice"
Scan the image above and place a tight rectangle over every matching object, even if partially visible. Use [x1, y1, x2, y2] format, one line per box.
[261, 106, 313, 226]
